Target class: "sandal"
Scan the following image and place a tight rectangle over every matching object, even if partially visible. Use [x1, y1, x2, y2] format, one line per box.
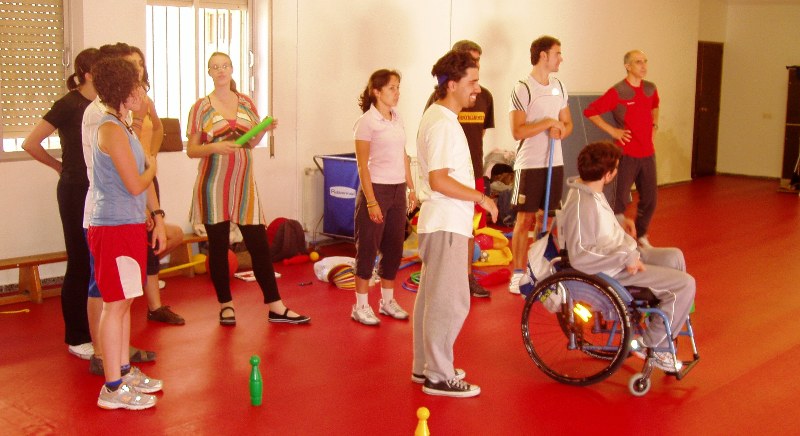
[268, 308, 311, 324]
[129, 346, 157, 363]
[219, 306, 236, 326]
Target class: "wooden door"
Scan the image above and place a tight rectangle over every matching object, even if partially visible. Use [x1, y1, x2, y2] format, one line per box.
[781, 67, 800, 180]
[692, 42, 723, 178]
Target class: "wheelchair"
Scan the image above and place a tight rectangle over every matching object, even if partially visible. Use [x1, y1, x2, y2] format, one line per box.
[520, 250, 700, 396]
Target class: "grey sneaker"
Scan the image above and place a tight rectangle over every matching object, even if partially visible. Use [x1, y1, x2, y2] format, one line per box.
[97, 383, 157, 410]
[411, 368, 465, 384]
[379, 299, 409, 319]
[89, 354, 104, 376]
[122, 366, 163, 393]
[351, 304, 380, 325]
[422, 377, 481, 398]
[652, 351, 683, 372]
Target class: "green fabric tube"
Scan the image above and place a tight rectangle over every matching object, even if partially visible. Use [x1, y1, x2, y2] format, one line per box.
[235, 117, 273, 145]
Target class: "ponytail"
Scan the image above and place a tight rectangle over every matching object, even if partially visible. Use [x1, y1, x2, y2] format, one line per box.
[68, 48, 101, 91]
[66, 73, 80, 91]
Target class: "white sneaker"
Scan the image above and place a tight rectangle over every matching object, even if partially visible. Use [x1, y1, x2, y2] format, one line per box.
[509, 273, 523, 295]
[68, 342, 94, 360]
[351, 304, 380, 325]
[638, 235, 653, 248]
[652, 351, 683, 372]
[379, 299, 409, 319]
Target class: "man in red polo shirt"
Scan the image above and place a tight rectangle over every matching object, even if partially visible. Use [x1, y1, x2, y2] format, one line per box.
[584, 50, 660, 247]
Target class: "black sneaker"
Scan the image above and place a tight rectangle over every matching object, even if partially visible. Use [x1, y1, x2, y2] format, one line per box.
[147, 305, 185, 325]
[468, 274, 490, 298]
[422, 377, 481, 398]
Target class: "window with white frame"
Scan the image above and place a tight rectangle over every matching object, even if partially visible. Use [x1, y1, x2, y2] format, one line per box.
[146, 0, 252, 144]
[0, 0, 67, 156]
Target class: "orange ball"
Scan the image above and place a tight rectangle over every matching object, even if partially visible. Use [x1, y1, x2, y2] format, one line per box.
[309, 251, 320, 261]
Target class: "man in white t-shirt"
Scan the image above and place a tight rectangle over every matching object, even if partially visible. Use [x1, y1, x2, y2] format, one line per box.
[412, 50, 498, 398]
[508, 35, 573, 294]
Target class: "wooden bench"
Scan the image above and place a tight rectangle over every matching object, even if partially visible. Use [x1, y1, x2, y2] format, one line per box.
[0, 251, 67, 305]
[159, 233, 208, 278]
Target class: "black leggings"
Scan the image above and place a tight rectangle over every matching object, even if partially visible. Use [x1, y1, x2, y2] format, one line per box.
[204, 221, 280, 305]
[57, 179, 91, 345]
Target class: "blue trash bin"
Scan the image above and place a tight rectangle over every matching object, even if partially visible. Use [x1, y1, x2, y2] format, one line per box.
[313, 153, 360, 239]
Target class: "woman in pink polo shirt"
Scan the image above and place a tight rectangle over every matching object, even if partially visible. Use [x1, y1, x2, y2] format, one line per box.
[351, 69, 416, 326]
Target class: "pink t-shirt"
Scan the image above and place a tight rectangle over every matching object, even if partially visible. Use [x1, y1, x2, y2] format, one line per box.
[353, 105, 406, 184]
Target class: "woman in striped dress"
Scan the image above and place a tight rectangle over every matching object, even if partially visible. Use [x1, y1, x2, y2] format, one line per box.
[186, 52, 309, 326]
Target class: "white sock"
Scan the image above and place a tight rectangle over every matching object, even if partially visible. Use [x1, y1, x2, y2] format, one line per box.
[355, 292, 369, 308]
[381, 287, 394, 303]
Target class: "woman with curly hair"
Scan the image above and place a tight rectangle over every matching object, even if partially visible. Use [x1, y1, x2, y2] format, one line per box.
[88, 57, 165, 410]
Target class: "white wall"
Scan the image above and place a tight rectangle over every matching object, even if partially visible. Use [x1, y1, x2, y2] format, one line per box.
[717, 3, 800, 176]
[699, 0, 728, 42]
[444, 0, 700, 185]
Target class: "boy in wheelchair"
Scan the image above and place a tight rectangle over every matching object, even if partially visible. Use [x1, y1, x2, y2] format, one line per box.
[556, 142, 695, 372]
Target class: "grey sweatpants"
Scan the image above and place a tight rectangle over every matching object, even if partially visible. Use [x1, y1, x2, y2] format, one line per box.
[412, 231, 471, 382]
[613, 246, 696, 348]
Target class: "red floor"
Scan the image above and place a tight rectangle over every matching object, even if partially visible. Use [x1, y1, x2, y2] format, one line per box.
[1, 175, 799, 435]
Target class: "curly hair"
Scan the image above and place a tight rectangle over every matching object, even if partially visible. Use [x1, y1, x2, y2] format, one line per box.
[98, 42, 134, 60]
[530, 35, 561, 66]
[67, 48, 100, 91]
[358, 69, 401, 113]
[577, 141, 622, 182]
[92, 57, 140, 111]
[430, 50, 478, 100]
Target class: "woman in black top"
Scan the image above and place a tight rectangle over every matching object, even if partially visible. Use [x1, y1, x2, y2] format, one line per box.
[22, 48, 100, 359]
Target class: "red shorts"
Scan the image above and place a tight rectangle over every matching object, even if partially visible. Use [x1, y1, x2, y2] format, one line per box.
[87, 224, 147, 302]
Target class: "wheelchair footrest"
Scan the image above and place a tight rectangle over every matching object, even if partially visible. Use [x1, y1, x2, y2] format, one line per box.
[674, 355, 700, 380]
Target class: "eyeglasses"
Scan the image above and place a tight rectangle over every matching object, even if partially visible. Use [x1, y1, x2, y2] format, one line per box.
[209, 63, 231, 71]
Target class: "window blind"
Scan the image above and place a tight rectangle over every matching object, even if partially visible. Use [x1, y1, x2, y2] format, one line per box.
[0, 0, 66, 142]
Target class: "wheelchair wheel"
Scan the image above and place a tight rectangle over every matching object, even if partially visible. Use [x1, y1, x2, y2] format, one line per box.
[628, 373, 651, 396]
[521, 270, 632, 386]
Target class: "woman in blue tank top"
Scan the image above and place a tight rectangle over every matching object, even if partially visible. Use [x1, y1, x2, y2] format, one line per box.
[87, 58, 165, 411]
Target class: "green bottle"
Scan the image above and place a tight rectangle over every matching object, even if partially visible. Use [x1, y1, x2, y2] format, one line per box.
[249, 355, 263, 406]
